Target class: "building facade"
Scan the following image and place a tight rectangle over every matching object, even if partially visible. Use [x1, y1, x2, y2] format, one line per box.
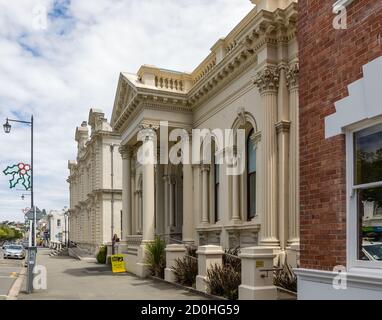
[296, 0, 382, 299]
[111, 0, 299, 276]
[47, 209, 68, 246]
[67, 109, 123, 255]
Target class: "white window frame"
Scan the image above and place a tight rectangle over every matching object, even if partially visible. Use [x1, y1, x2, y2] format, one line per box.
[346, 115, 382, 271]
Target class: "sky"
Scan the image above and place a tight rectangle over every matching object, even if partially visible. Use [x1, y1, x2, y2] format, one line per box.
[0, 0, 254, 222]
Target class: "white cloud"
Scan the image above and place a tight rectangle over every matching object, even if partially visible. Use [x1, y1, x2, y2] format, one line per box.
[0, 0, 254, 221]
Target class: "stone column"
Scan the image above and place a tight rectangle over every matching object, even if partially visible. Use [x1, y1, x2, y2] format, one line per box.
[163, 173, 169, 234]
[183, 164, 194, 242]
[201, 165, 210, 224]
[137, 128, 156, 277]
[183, 134, 194, 243]
[131, 166, 136, 234]
[193, 164, 201, 245]
[276, 65, 290, 250]
[119, 145, 132, 240]
[196, 245, 223, 293]
[142, 129, 156, 242]
[169, 175, 175, 228]
[254, 66, 280, 248]
[238, 246, 278, 300]
[287, 63, 300, 247]
[232, 173, 240, 221]
[155, 162, 165, 236]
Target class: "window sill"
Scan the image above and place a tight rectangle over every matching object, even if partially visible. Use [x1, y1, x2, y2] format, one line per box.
[295, 267, 382, 291]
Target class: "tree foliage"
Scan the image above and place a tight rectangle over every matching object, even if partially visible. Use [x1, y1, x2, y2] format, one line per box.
[0, 224, 23, 242]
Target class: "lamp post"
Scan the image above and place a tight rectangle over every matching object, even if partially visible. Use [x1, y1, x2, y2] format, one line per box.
[3, 115, 35, 246]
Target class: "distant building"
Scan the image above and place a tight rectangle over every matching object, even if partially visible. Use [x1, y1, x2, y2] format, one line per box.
[67, 109, 122, 255]
[47, 209, 67, 245]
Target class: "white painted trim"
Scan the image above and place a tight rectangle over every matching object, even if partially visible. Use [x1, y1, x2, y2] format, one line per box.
[333, 0, 354, 11]
[295, 268, 382, 292]
[346, 117, 382, 270]
[325, 55, 382, 138]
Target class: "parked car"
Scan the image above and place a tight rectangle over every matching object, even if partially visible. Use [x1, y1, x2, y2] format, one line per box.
[362, 241, 382, 261]
[3, 244, 26, 259]
[2, 241, 10, 250]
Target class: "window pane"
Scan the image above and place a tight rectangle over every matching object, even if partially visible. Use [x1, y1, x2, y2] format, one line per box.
[248, 172, 256, 219]
[248, 133, 256, 174]
[358, 186, 382, 261]
[354, 123, 382, 185]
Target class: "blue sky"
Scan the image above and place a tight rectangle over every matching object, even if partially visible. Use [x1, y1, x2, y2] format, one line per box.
[0, 0, 254, 222]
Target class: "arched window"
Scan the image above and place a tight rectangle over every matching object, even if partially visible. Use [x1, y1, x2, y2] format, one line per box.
[247, 129, 256, 220]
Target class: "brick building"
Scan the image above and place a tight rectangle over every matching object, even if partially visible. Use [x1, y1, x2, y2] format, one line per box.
[296, 0, 382, 299]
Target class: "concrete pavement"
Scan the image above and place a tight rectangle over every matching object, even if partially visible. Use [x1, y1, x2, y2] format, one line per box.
[0, 249, 24, 300]
[18, 248, 208, 300]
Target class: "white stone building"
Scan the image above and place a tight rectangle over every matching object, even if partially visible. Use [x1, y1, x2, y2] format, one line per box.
[47, 209, 68, 246]
[67, 109, 123, 255]
[111, 0, 299, 277]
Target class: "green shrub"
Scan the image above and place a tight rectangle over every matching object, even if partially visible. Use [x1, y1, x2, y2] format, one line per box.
[96, 245, 107, 264]
[206, 248, 241, 300]
[273, 257, 297, 293]
[172, 247, 197, 287]
[207, 265, 241, 300]
[145, 236, 166, 278]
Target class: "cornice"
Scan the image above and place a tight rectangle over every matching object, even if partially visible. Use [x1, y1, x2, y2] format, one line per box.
[111, 2, 298, 134]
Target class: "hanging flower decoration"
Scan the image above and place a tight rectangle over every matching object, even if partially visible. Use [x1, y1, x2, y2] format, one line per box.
[3, 163, 31, 190]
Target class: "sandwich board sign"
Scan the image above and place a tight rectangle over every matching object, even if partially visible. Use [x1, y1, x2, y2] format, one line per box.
[110, 254, 126, 273]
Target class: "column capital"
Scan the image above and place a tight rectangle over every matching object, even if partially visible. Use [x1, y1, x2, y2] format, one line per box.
[254, 65, 279, 94]
[119, 145, 133, 159]
[275, 121, 291, 134]
[201, 164, 210, 173]
[138, 124, 157, 141]
[286, 62, 299, 90]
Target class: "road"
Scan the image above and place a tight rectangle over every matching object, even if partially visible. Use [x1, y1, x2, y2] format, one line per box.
[0, 248, 24, 300]
[18, 248, 208, 300]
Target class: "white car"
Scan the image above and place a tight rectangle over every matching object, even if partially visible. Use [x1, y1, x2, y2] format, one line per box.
[3, 244, 26, 259]
[362, 242, 382, 261]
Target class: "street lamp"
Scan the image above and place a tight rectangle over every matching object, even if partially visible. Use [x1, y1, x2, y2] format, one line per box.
[3, 115, 35, 246]
[3, 119, 11, 133]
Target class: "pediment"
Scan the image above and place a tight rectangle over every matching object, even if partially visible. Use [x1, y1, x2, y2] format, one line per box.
[111, 73, 138, 127]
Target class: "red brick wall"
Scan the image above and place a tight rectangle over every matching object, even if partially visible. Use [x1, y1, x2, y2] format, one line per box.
[298, 0, 382, 270]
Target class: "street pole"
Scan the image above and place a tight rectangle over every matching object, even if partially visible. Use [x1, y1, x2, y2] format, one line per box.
[3, 114, 36, 293]
[31, 115, 35, 247]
